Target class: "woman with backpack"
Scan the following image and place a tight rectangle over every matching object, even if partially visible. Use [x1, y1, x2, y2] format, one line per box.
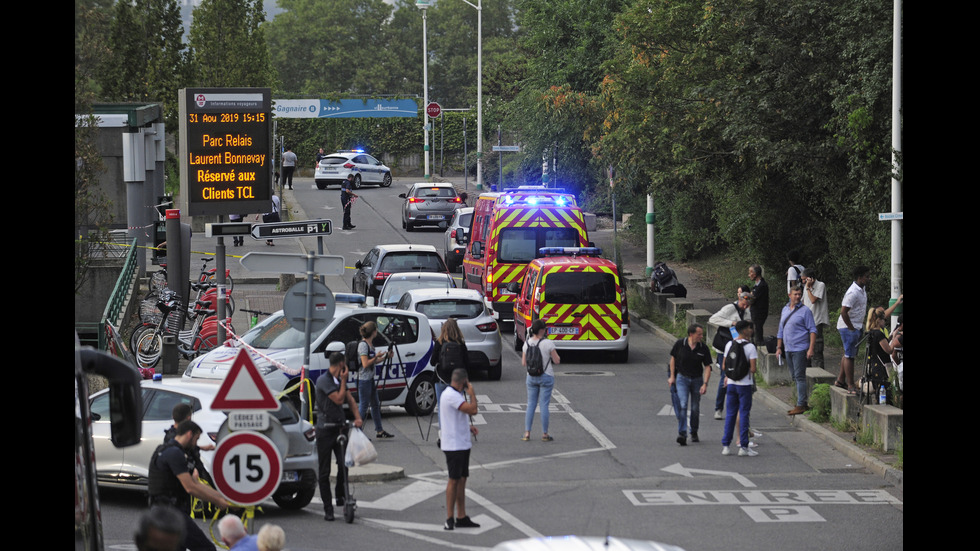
[434, 319, 469, 402]
[358, 321, 395, 439]
[522, 320, 561, 442]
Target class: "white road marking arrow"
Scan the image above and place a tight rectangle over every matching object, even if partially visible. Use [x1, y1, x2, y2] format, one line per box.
[661, 462, 757, 488]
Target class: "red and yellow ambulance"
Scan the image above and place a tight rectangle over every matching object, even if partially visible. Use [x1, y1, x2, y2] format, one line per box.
[462, 189, 589, 323]
[513, 247, 630, 363]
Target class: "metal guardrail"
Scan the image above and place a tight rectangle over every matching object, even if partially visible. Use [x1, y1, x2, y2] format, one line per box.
[99, 237, 139, 350]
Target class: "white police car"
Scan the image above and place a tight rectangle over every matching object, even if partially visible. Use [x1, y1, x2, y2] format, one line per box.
[314, 150, 392, 190]
[183, 306, 438, 416]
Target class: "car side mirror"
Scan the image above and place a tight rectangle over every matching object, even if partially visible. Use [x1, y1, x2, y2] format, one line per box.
[455, 231, 469, 245]
[505, 281, 521, 294]
[398, 193, 408, 199]
[438, 221, 448, 230]
[472, 241, 483, 258]
[355, 260, 363, 269]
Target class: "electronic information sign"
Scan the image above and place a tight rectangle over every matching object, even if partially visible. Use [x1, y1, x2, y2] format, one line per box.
[180, 88, 273, 217]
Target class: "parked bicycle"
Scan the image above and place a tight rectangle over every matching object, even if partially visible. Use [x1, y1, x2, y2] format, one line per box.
[131, 290, 234, 369]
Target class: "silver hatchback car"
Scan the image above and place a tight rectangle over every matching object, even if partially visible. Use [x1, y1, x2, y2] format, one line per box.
[397, 288, 502, 380]
[399, 182, 462, 231]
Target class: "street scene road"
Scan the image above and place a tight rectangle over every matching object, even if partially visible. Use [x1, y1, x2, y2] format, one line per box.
[98, 177, 903, 551]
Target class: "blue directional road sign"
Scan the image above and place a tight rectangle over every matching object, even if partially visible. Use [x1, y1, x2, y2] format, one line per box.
[273, 99, 419, 119]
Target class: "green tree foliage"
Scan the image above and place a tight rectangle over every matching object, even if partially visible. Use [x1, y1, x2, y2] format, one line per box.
[189, 0, 279, 88]
[100, 0, 188, 127]
[75, 0, 114, 107]
[265, 0, 393, 95]
[75, 112, 112, 294]
[593, 0, 898, 291]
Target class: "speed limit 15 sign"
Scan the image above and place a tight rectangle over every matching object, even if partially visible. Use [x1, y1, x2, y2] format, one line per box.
[212, 431, 283, 506]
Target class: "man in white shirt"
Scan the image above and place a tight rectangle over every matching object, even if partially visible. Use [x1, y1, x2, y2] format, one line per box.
[834, 266, 870, 393]
[721, 321, 758, 457]
[801, 268, 829, 368]
[439, 368, 480, 531]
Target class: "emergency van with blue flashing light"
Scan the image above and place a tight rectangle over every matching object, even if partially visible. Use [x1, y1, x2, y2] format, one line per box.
[513, 247, 630, 363]
[462, 189, 590, 323]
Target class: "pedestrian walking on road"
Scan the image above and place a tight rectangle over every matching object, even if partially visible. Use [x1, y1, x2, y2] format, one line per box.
[669, 324, 713, 444]
[522, 320, 560, 442]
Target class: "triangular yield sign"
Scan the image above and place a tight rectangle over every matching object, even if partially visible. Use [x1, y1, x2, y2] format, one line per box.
[211, 348, 280, 410]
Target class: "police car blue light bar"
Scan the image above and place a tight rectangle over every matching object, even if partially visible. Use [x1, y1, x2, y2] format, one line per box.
[538, 247, 602, 257]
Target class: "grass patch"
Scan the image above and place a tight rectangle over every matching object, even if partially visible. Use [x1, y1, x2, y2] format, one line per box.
[685, 252, 755, 299]
[855, 423, 877, 447]
[807, 383, 832, 422]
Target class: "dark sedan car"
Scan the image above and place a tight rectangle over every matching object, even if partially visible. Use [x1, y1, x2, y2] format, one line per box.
[351, 244, 450, 301]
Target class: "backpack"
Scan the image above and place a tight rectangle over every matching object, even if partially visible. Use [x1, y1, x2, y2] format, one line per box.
[437, 341, 465, 384]
[346, 341, 363, 374]
[525, 339, 545, 377]
[723, 340, 751, 381]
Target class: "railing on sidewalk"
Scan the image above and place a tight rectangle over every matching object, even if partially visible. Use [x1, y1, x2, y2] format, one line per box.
[99, 237, 139, 352]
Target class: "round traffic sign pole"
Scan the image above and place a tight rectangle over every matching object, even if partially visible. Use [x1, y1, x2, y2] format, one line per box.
[212, 431, 283, 506]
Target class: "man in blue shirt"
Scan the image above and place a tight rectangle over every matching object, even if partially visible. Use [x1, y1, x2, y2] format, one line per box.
[776, 287, 817, 415]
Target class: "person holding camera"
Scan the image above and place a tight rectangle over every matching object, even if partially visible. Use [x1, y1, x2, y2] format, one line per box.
[358, 321, 395, 439]
[440, 368, 480, 531]
[801, 268, 828, 368]
[315, 352, 363, 521]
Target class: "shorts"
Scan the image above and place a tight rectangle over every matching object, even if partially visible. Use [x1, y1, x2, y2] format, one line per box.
[444, 449, 470, 480]
[839, 327, 862, 358]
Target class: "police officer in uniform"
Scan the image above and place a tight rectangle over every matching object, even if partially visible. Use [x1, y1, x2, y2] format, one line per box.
[148, 420, 230, 551]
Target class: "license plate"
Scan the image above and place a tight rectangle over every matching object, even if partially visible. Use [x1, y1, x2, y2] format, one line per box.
[427, 215, 445, 220]
[281, 471, 300, 483]
[549, 326, 579, 335]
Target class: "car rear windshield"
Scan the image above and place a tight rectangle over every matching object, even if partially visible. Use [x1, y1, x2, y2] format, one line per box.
[414, 187, 457, 198]
[382, 277, 454, 306]
[498, 228, 579, 263]
[457, 212, 473, 227]
[545, 272, 618, 304]
[320, 156, 349, 165]
[415, 299, 485, 320]
[379, 252, 445, 273]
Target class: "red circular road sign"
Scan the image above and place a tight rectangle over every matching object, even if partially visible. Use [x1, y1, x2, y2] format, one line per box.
[212, 431, 282, 506]
[426, 102, 442, 118]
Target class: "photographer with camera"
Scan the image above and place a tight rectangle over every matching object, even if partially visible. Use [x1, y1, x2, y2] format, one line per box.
[358, 321, 395, 439]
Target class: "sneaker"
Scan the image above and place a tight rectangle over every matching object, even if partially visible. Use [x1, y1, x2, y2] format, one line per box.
[750, 428, 763, 438]
[377, 431, 395, 439]
[444, 517, 454, 531]
[690, 433, 699, 443]
[676, 433, 687, 446]
[455, 516, 480, 528]
[714, 409, 724, 420]
[748, 440, 758, 448]
[738, 447, 759, 457]
[722, 446, 731, 456]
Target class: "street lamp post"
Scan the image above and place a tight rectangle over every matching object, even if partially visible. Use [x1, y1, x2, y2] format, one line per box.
[417, 1, 431, 180]
[457, 0, 483, 190]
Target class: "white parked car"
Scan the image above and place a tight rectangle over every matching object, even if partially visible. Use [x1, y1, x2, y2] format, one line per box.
[396, 288, 502, 380]
[184, 306, 439, 416]
[378, 271, 457, 308]
[314, 150, 392, 190]
[89, 378, 318, 509]
[443, 207, 473, 272]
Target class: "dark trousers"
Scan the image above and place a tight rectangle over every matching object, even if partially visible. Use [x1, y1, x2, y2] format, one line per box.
[316, 425, 347, 509]
[282, 166, 295, 188]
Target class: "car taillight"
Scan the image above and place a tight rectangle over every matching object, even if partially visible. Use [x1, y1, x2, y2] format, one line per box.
[374, 272, 391, 282]
[451, 229, 457, 238]
[476, 321, 498, 332]
[408, 197, 423, 203]
[450, 196, 462, 203]
[303, 427, 316, 442]
[343, 162, 355, 169]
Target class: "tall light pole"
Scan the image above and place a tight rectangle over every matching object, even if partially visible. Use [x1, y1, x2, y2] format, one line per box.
[457, 0, 483, 190]
[417, 1, 431, 180]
